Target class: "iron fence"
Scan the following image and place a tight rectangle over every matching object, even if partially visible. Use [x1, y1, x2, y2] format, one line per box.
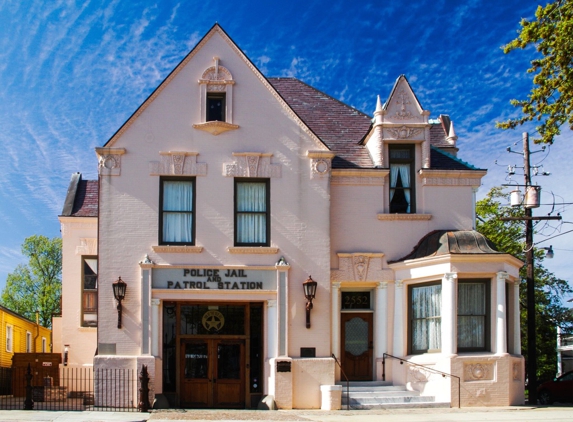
[0, 366, 141, 411]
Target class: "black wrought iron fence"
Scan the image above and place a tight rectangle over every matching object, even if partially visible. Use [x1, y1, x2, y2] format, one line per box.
[0, 365, 140, 412]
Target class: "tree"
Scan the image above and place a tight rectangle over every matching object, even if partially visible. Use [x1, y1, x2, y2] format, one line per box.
[497, 0, 573, 144]
[1, 235, 62, 328]
[477, 187, 573, 380]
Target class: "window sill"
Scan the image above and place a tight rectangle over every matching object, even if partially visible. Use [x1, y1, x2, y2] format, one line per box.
[152, 245, 204, 253]
[228, 247, 279, 254]
[192, 121, 239, 135]
[377, 213, 432, 221]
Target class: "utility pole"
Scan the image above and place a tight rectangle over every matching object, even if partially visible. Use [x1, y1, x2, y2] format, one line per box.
[523, 132, 537, 404]
[500, 132, 561, 404]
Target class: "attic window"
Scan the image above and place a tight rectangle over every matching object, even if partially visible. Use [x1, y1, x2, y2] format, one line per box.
[207, 93, 225, 122]
[193, 57, 239, 135]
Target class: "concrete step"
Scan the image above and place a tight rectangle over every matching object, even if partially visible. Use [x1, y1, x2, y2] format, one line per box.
[336, 381, 451, 410]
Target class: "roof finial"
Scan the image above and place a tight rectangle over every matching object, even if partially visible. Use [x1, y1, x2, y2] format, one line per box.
[214, 56, 220, 79]
[373, 95, 384, 126]
[447, 120, 458, 143]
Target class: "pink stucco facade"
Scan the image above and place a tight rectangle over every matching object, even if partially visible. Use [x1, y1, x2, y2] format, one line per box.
[56, 24, 524, 409]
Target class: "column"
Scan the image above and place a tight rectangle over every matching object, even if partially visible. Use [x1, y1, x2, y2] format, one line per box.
[267, 300, 278, 359]
[141, 269, 151, 355]
[151, 299, 160, 357]
[441, 272, 457, 356]
[331, 282, 341, 360]
[375, 282, 388, 359]
[392, 281, 404, 356]
[510, 280, 521, 355]
[496, 271, 509, 355]
[277, 271, 288, 356]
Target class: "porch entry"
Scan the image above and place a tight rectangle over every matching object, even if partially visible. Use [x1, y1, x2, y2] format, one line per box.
[162, 302, 263, 409]
[341, 312, 373, 380]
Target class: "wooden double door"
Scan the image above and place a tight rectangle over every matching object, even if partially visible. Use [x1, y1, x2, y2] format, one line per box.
[341, 313, 373, 380]
[180, 339, 245, 408]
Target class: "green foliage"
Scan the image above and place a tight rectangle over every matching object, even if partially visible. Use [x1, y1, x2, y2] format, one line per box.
[477, 188, 573, 380]
[497, 0, 573, 144]
[0, 235, 62, 328]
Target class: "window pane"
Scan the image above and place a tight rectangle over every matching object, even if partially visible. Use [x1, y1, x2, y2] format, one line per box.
[237, 183, 266, 212]
[163, 213, 193, 243]
[237, 213, 266, 244]
[163, 181, 193, 211]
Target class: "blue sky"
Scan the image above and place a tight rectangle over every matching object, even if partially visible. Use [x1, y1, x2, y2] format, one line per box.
[0, 0, 572, 301]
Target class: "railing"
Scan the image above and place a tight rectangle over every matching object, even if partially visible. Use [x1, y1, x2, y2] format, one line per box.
[382, 353, 461, 408]
[331, 353, 350, 410]
[0, 365, 143, 412]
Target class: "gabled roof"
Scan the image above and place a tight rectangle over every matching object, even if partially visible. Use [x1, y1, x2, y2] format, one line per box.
[103, 24, 328, 152]
[60, 173, 98, 218]
[269, 78, 374, 169]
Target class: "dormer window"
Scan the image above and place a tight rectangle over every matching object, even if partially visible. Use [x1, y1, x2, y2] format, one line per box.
[193, 57, 239, 135]
[207, 93, 226, 122]
[390, 145, 415, 213]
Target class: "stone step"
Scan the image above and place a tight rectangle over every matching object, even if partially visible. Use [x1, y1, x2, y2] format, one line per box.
[336, 381, 451, 410]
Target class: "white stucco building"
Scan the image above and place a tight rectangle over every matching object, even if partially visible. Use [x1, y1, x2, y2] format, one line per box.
[54, 24, 525, 409]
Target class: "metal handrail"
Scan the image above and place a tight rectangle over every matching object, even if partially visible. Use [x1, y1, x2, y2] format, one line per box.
[331, 353, 350, 410]
[382, 353, 461, 408]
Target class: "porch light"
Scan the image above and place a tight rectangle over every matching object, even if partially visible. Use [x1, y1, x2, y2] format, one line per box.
[112, 277, 127, 329]
[303, 276, 317, 329]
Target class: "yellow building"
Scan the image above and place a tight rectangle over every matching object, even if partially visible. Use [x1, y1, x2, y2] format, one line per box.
[0, 305, 51, 368]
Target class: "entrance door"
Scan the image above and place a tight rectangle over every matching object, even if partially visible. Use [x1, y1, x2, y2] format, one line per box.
[341, 313, 373, 380]
[180, 339, 245, 408]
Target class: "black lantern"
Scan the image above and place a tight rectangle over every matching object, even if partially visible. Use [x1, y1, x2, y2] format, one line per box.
[112, 277, 127, 329]
[302, 276, 317, 329]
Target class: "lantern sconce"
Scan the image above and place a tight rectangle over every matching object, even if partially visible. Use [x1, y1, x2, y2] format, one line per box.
[112, 277, 127, 329]
[303, 275, 318, 329]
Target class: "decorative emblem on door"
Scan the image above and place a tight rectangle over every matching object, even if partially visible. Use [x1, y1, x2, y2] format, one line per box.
[202, 310, 225, 332]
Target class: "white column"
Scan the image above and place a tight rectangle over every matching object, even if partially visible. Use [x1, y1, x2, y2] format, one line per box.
[441, 272, 457, 356]
[267, 300, 278, 359]
[331, 282, 341, 360]
[496, 271, 509, 355]
[151, 299, 160, 357]
[392, 281, 405, 356]
[375, 282, 388, 359]
[513, 280, 521, 355]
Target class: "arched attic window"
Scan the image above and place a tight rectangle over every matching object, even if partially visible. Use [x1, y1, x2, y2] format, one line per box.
[193, 57, 239, 135]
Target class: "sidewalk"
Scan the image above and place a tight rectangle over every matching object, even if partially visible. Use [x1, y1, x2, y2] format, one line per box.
[0, 406, 572, 422]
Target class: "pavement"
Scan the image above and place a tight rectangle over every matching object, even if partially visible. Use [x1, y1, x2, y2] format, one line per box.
[0, 406, 572, 422]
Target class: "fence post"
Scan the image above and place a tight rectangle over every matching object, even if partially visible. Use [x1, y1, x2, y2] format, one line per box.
[138, 365, 151, 412]
[24, 364, 34, 410]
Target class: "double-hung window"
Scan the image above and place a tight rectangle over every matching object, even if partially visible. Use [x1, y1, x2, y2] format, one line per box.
[82, 257, 98, 327]
[26, 332, 32, 353]
[457, 280, 489, 351]
[409, 283, 442, 354]
[389, 145, 415, 213]
[235, 179, 270, 246]
[160, 178, 195, 245]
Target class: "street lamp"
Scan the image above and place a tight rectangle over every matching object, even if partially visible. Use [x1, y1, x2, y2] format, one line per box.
[302, 276, 317, 329]
[112, 277, 127, 329]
